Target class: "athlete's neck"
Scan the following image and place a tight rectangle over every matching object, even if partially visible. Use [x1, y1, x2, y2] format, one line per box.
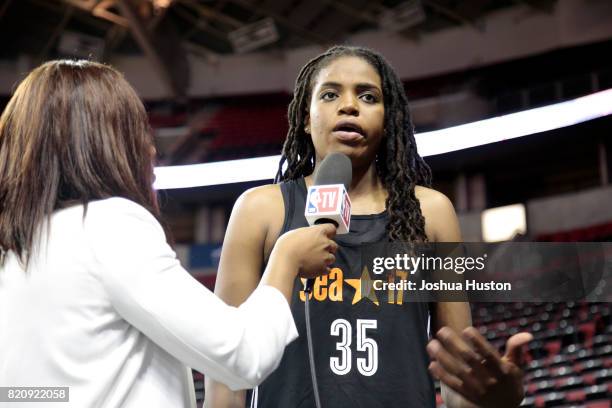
[347, 163, 387, 214]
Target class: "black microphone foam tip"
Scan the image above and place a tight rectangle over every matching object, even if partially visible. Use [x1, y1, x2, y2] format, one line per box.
[313, 152, 352, 191]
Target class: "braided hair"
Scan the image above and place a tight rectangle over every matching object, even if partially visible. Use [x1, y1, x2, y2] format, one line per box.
[275, 45, 432, 242]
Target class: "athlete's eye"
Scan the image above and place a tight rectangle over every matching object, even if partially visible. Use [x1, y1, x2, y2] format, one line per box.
[360, 93, 378, 103]
[321, 91, 338, 101]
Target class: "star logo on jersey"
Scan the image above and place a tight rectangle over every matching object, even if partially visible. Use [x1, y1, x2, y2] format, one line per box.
[344, 266, 379, 306]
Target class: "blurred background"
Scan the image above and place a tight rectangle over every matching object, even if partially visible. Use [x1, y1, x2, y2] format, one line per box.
[1, 0, 611, 406]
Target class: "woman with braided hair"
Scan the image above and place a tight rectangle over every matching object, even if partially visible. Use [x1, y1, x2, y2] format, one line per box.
[206, 46, 531, 408]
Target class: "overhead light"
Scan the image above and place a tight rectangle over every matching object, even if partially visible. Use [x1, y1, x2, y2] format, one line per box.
[154, 156, 280, 189]
[416, 88, 612, 157]
[482, 204, 527, 242]
[228, 18, 279, 53]
[152, 0, 173, 9]
[153, 88, 612, 190]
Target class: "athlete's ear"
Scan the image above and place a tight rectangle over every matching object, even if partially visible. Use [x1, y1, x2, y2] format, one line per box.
[304, 114, 311, 135]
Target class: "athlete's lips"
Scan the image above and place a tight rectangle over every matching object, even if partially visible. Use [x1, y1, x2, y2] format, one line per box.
[332, 120, 365, 142]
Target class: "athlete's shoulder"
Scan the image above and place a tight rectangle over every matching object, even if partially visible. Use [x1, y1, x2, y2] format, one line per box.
[414, 186, 461, 242]
[231, 183, 284, 231]
[231, 183, 288, 258]
[414, 186, 454, 213]
[235, 183, 282, 211]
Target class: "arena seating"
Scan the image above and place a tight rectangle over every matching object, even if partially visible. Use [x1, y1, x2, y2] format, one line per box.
[433, 302, 611, 408]
[201, 105, 288, 161]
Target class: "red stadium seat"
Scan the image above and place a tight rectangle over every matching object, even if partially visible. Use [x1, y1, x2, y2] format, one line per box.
[565, 389, 586, 402]
[579, 323, 597, 347]
[585, 401, 611, 408]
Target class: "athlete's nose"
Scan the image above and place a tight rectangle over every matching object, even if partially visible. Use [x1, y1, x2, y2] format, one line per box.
[338, 94, 359, 116]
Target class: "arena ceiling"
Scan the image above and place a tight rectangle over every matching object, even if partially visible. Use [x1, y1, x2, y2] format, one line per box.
[0, 0, 557, 98]
[2, 0, 557, 59]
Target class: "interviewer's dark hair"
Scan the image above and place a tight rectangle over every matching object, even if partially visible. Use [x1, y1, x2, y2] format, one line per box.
[275, 45, 432, 242]
[0, 60, 159, 265]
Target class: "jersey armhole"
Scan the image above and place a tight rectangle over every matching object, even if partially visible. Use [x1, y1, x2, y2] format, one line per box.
[278, 181, 294, 236]
[260, 181, 295, 276]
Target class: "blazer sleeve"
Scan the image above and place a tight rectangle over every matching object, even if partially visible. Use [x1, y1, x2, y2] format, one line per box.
[84, 198, 298, 390]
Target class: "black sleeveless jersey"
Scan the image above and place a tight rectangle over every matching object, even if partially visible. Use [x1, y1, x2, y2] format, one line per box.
[250, 179, 435, 408]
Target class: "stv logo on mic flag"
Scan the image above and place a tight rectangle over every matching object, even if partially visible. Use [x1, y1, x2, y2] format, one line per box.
[305, 184, 351, 234]
[307, 186, 340, 213]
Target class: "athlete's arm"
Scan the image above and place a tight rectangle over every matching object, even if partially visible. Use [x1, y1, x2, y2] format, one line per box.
[421, 190, 474, 407]
[204, 185, 284, 408]
[424, 191, 531, 408]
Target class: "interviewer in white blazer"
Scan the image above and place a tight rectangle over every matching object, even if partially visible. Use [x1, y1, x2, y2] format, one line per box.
[0, 60, 337, 408]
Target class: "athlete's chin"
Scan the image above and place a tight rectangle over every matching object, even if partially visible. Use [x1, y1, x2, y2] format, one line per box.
[326, 144, 375, 163]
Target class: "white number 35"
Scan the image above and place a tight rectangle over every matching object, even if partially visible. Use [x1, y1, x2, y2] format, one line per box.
[329, 319, 378, 376]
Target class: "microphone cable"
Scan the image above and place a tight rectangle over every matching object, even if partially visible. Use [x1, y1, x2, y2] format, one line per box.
[304, 279, 323, 408]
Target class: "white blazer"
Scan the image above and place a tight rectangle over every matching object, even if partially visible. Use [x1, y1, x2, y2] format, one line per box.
[0, 197, 298, 407]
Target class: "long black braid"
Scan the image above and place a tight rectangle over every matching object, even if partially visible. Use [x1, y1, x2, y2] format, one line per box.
[275, 45, 432, 242]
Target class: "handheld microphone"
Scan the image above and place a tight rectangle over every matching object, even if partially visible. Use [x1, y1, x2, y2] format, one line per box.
[303, 152, 352, 408]
[304, 152, 352, 235]
[304, 152, 352, 294]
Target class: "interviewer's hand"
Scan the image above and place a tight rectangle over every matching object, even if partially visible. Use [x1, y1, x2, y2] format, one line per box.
[261, 224, 337, 303]
[427, 326, 533, 408]
[274, 224, 338, 278]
